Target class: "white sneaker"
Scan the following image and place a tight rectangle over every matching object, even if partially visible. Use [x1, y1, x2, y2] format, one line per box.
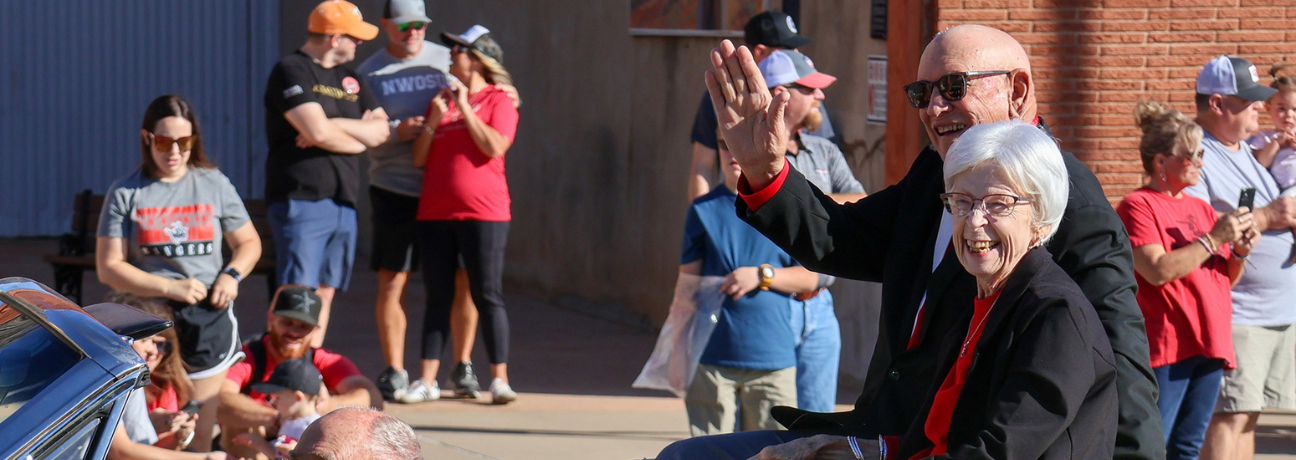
[489, 378, 517, 404]
[398, 379, 440, 403]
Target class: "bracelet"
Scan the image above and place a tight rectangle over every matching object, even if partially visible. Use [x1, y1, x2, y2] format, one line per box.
[1196, 237, 1214, 254]
[878, 434, 888, 460]
[847, 435, 865, 459]
[423, 124, 437, 136]
[1232, 247, 1251, 261]
[178, 430, 195, 448]
[221, 267, 243, 283]
[1202, 233, 1217, 249]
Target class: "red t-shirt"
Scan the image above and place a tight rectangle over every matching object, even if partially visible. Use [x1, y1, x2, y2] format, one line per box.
[417, 86, 519, 221]
[224, 342, 363, 404]
[1117, 187, 1235, 369]
[146, 383, 179, 413]
[917, 291, 1001, 459]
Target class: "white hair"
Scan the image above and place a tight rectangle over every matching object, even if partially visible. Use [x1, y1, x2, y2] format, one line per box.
[327, 406, 422, 460]
[943, 120, 1069, 244]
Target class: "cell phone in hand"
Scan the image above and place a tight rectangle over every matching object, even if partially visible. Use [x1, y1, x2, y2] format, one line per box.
[1239, 188, 1257, 212]
[181, 401, 202, 415]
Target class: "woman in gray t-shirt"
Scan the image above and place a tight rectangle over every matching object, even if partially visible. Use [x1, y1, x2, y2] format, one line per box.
[96, 95, 262, 453]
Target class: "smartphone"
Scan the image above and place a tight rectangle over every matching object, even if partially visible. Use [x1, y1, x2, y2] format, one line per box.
[1239, 187, 1257, 212]
[181, 401, 202, 415]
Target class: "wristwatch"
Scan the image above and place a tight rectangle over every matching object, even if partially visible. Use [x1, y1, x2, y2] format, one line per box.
[221, 267, 243, 283]
[758, 264, 775, 291]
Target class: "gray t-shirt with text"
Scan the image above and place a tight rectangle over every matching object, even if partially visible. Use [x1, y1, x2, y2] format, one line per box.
[357, 41, 452, 197]
[1184, 132, 1296, 326]
[98, 168, 251, 287]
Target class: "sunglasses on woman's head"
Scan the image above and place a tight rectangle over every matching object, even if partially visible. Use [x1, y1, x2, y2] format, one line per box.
[147, 132, 196, 152]
[396, 21, 427, 32]
[904, 70, 1012, 109]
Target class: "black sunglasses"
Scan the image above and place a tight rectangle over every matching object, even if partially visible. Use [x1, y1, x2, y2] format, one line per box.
[396, 21, 427, 32]
[904, 71, 1012, 108]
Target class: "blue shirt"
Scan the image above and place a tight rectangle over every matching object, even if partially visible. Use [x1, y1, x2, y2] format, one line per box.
[681, 186, 798, 370]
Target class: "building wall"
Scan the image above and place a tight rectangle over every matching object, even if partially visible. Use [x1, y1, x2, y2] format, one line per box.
[0, 1, 279, 237]
[932, 0, 1294, 202]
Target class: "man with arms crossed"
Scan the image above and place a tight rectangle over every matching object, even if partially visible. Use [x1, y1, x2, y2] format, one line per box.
[265, 0, 389, 348]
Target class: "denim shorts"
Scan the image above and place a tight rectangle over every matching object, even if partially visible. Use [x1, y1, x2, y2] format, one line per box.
[267, 199, 357, 291]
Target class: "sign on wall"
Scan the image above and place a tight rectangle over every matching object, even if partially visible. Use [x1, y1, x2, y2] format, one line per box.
[867, 55, 887, 125]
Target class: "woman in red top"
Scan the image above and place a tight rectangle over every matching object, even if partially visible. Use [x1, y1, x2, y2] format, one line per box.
[1116, 101, 1257, 460]
[409, 25, 520, 405]
[107, 292, 199, 451]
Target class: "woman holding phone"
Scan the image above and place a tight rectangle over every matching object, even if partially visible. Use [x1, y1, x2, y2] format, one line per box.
[97, 95, 262, 450]
[409, 25, 520, 404]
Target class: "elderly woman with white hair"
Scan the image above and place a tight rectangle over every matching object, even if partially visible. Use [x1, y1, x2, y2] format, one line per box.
[885, 120, 1119, 459]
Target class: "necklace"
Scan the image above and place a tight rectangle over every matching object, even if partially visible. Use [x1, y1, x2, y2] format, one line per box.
[961, 297, 998, 357]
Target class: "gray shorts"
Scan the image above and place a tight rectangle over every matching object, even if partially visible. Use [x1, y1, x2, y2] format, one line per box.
[1216, 324, 1296, 413]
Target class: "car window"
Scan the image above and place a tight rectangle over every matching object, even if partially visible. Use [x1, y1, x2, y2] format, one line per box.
[0, 320, 83, 424]
[40, 417, 101, 460]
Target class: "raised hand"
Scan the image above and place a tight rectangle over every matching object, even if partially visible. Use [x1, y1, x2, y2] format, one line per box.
[705, 40, 789, 190]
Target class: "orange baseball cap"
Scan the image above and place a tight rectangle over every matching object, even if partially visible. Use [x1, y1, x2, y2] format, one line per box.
[308, 0, 379, 41]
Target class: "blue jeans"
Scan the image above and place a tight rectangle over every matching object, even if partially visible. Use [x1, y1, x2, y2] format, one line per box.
[1154, 355, 1224, 460]
[789, 291, 841, 413]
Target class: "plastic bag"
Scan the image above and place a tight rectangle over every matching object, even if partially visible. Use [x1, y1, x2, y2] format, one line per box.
[632, 274, 726, 397]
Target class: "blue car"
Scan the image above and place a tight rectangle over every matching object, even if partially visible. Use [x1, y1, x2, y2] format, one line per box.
[0, 277, 170, 460]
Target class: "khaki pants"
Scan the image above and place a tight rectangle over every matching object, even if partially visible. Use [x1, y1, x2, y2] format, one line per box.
[685, 364, 797, 436]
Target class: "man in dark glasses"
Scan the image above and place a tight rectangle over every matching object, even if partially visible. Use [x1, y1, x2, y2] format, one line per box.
[357, 0, 520, 405]
[264, 0, 388, 351]
[659, 24, 1161, 460]
[687, 11, 839, 199]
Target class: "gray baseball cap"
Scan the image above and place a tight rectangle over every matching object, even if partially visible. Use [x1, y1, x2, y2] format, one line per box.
[384, 0, 431, 24]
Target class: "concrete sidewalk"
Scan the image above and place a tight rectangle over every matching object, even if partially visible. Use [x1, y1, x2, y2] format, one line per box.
[6, 237, 1296, 459]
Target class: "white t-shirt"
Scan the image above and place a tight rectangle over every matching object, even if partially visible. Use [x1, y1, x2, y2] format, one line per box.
[1247, 130, 1296, 191]
[121, 388, 159, 445]
[1184, 132, 1296, 326]
[279, 413, 322, 441]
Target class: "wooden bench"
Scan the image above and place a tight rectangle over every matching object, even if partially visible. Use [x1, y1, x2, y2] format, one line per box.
[44, 189, 277, 304]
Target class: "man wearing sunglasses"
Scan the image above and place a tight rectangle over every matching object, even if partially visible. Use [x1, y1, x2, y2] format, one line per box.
[659, 24, 1162, 460]
[687, 11, 839, 199]
[356, 0, 519, 404]
[265, 0, 388, 350]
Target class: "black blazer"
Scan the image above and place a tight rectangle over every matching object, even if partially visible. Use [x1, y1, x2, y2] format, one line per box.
[739, 120, 1162, 460]
[897, 248, 1117, 460]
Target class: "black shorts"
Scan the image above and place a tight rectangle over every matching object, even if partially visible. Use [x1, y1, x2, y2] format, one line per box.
[169, 298, 244, 378]
[369, 186, 421, 273]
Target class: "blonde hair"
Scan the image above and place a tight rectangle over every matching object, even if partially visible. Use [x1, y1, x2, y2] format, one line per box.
[1133, 100, 1203, 176]
[800, 104, 823, 132]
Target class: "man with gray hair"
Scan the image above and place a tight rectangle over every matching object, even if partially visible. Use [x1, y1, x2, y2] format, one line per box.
[292, 407, 422, 460]
[657, 23, 1161, 460]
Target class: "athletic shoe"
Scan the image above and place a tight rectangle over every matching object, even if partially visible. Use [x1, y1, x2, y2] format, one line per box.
[450, 361, 481, 398]
[399, 379, 440, 403]
[489, 378, 517, 405]
[376, 367, 409, 401]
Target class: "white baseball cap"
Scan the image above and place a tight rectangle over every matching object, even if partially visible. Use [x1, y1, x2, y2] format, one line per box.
[758, 50, 836, 89]
[1197, 55, 1276, 102]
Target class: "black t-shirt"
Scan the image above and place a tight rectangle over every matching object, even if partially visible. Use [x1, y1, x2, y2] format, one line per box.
[264, 51, 381, 206]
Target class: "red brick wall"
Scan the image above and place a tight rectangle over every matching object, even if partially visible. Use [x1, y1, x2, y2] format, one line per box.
[933, 1, 1293, 204]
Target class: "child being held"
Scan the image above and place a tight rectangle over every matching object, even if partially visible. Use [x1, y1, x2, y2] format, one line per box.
[249, 358, 323, 458]
[1248, 63, 1296, 261]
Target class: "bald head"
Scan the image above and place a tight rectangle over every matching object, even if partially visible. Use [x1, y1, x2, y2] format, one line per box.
[295, 407, 421, 460]
[916, 25, 1038, 157]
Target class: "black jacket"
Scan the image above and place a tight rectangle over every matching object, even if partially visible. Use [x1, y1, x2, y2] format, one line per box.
[738, 120, 1163, 460]
[897, 248, 1117, 460]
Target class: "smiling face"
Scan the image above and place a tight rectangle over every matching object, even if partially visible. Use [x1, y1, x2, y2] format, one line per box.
[142, 116, 193, 182]
[916, 26, 1034, 159]
[130, 335, 164, 371]
[266, 314, 318, 359]
[1158, 141, 1205, 191]
[948, 164, 1047, 296]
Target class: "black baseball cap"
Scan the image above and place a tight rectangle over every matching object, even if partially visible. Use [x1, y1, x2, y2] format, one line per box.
[744, 11, 811, 49]
[271, 285, 322, 327]
[250, 358, 323, 396]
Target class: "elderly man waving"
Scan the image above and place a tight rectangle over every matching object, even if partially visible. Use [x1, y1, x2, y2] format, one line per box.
[656, 24, 1161, 460]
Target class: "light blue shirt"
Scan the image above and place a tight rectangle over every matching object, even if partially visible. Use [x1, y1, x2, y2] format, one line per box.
[357, 41, 452, 197]
[1184, 132, 1296, 326]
